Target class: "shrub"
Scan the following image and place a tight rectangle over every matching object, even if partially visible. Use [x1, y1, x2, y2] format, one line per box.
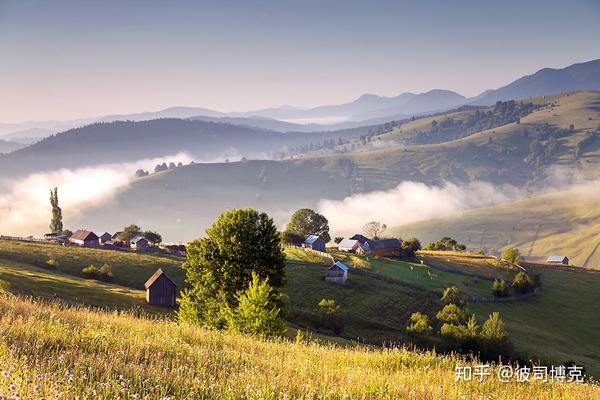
[436, 304, 468, 325]
[406, 312, 432, 334]
[282, 231, 304, 246]
[317, 299, 344, 333]
[225, 273, 286, 338]
[46, 258, 60, 270]
[512, 271, 533, 294]
[441, 286, 466, 307]
[82, 264, 114, 282]
[82, 264, 100, 279]
[480, 312, 506, 341]
[491, 279, 509, 297]
[500, 246, 520, 265]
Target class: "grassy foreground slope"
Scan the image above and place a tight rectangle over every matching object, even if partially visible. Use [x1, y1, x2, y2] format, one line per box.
[391, 182, 600, 268]
[0, 295, 598, 399]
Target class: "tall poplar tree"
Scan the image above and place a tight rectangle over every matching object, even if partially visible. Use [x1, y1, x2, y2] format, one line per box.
[49, 187, 63, 233]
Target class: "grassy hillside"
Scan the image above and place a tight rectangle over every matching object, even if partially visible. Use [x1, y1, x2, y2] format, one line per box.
[391, 183, 600, 268]
[65, 91, 600, 242]
[2, 241, 600, 377]
[0, 295, 598, 399]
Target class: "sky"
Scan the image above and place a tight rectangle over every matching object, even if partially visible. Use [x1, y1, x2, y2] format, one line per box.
[1, 0, 599, 123]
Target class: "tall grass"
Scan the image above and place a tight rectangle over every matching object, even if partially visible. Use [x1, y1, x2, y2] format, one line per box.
[0, 294, 597, 399]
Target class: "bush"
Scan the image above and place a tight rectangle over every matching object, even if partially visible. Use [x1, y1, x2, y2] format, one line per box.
[491, 279, 509, 297]
[46, 259, 60, 270]
[406, 312, 432, 334]
[500, 246, 520, 265]
[317, 299, 344, 333]
[225, 273, 286, 338]
[82, 264, 114, 282]
[441, 286, 466, 307]
[436, 304, 468, 325]
[512, 271, 533, 294]
[281, 230, 304, 246]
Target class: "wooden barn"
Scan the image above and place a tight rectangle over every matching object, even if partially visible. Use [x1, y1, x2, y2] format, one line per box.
[98, 232, 112, 244]
[131, 236, 149, 251]
[69, 230, 99, 247]
[303, 235, 326, 252]
[144, 269, 177, 307]
[325, 261, 349, 284]
[363, 238, 401, 257]
[546, 255, 569, 265]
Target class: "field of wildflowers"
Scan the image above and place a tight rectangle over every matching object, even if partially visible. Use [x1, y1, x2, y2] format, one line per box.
[0, 294, 598, 399]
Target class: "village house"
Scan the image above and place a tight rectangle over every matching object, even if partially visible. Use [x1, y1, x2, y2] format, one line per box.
[325, 261, 349, 284]
[131, 236, 149, 251]
[362, 238, 401, 257]
[144, 268, 177, 307]
[350, 234, 370, 244]
[112, 232, 123, 240]
[303, 235, 326, 252]
[69, 230, 99, 247]
[337, 238, 360, 253]
[98, 232, 112, 244]
[546, 255, 569, 265]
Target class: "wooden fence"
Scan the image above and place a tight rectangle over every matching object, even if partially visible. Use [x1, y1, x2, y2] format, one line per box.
[0, 235, 49, 243]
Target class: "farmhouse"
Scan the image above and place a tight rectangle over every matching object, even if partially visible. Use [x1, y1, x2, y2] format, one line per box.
[350, 234, 370, 244]
[144, 269, 177, 307]
[337, 239, 360, 253]
[131, 236, 149, 251]
[325, 261, 349, 284]
[98, 232, 112, 244]
[547, 255, 569, 265]
[303, 235, 326, 252]
[69, 230, 99, 247]
[364, 238, 401, 257]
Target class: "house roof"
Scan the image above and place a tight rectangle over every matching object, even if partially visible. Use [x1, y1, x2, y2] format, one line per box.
[144, 268, 176, 289]
[71, 229, 99, 241]
[99, 232, 112, 237]
[112, 231, 123, 238]
[547, 255, 568, 262]
[330, 261, 349, 272]
[338, 239, 359, 249]
[366, 238, 401, 249]
[304, 235, 322, 244]
[131, 236, 148, 244]
[350, 234, 369, 244]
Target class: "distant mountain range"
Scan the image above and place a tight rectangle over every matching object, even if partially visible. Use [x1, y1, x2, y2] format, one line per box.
[1, 59, 599, 142]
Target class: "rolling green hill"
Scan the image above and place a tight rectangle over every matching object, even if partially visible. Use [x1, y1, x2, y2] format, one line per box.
[65, 91, 600, 242]
[2, 240, 600, 376]
[390, 183, 600, 268]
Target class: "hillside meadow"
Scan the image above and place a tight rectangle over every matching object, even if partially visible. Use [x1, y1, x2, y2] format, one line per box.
[0, 294, 598, 399]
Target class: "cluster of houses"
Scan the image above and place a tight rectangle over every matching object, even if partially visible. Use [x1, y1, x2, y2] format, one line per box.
[302, 233, 405, 285]
[44, 229, 185, 256]
[303, 233, 402, 258]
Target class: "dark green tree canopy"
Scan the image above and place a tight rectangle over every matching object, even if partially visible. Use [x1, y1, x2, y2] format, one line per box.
[143, 230, 162, 245]
[285, 208, 330, 243]
[181, 208, 286, 328]
[120, 224, 142, 241]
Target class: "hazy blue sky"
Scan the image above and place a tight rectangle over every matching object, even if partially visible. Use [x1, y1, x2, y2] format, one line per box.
[1, 0, 599, 122]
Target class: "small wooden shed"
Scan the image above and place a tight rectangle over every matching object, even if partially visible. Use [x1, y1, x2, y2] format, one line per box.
[325, 261, 349, 284]
[144, 269, 177, 307]
[546, 255, 569, 265]
[303, 235, 326, 252]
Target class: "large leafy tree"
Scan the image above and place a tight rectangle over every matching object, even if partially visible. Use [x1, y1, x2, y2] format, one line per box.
[143, 230, 162, 245]
[179, 208, 286, 328]
[285, 208, 331, 243]
[49, 187, 63, 234]
[120, 224, 142, 241]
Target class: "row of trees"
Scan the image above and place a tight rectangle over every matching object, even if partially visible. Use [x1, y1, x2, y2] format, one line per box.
[426, 236, 466, 251]
[408, 287, 512, 360]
